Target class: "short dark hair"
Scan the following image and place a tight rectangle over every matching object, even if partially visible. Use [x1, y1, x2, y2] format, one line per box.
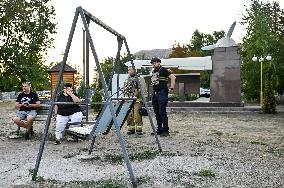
[150, 57, 161, 64]
[63, 83, 72, 88]
[22, 81, 31, 86]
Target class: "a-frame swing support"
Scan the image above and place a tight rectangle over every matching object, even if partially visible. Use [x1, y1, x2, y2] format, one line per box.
[32, 6, 161, 187]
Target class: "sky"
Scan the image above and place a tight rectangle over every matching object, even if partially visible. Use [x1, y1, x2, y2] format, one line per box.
[46, 0, 283, 79]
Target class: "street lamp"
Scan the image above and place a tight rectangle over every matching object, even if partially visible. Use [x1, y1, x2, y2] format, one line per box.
[252, 55, 272, 106]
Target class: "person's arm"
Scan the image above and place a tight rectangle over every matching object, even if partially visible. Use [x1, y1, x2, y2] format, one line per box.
[52, 105, 58, 121]
[66, 89, 81, 102]
[28, 101, 40, 108]
[28, 93, 41, 108]
[15, 94, 22, 109]
[168, 74, 176, 93]
[15, 102, 23, 109]
[70, 93, 81, 102]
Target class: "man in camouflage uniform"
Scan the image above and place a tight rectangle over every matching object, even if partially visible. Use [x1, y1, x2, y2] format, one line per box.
[124, 66, 145, 135]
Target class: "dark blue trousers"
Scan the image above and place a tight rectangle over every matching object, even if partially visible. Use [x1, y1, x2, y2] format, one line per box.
[152, 89, 169, 133]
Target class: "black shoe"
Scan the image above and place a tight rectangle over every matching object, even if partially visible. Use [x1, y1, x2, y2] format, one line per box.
[25, 128, 34, 140]
[136, 131, 143, 135]
[24, 131, 30, 140]
[127, 130, 135, 135]
[151, 130, 163, 135]
[160, 131, 169, 137]
[29, 128, 34, 137]
[54, 140, 61, 145]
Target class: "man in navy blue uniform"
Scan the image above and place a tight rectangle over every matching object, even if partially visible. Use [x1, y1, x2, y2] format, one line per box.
[150, 57, 176, 136]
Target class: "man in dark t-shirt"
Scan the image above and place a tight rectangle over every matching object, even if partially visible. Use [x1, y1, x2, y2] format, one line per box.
[13, 81, 40, 139]
[150, 57, 176, 136]
[53, 83, 83, 145]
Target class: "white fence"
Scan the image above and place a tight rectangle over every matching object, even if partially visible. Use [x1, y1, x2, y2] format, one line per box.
[0, 92, 19, 100]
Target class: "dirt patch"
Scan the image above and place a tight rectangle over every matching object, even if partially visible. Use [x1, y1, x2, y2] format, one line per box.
[0, 101, 283, 188]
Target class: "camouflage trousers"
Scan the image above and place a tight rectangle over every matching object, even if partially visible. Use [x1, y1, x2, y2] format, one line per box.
[127, 102, 143, 133]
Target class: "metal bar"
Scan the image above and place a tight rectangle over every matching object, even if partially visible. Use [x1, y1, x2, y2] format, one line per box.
[79, 7, 137, 186]
[84, 9, 124, 40]
[85, 17, 90, 122]
[108, 60, 115, 93]
[108, 38, 123, 95]
[260, 61, 263, 107]
[88, 135, 97, 155]
[116, 38, 123, 98]
[67, 121, 96, 125]
[83, 29, 86, 82]
[88, 101, 110, 154]
[124, 39, 162, 152]
[32, 7, 80, 181]
[42, 98, 135, 105]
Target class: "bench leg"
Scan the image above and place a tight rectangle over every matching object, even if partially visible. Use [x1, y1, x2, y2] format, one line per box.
[88, 135, 97, 155]
[16, 126, 20, 136]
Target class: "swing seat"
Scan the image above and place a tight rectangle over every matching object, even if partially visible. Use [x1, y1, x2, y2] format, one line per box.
[66, 98, 135, 139]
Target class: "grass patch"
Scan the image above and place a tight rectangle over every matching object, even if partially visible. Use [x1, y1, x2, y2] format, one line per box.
[250, 140, 267, 145]
[70, 179, 126, 188]
[160, 150, 183, 157]
[209, 129, 223, 136]
[167, 169, 193, 187]
[104, 153, 124, 164]
[197, 168, 216, 177]
[104, 150, 159, 163]
[266, 147, 284, 157]
[63, 151, 80, 159]
[103, 150, 181, 164]
[28, 169, 45, 182]
[79, 147, 89, 152]
[137, 175, 151, 185]
[37, 179, 127, 188]
[130, 150, 159, 161]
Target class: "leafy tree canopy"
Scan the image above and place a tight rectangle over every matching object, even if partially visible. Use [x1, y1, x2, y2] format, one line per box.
[0, 0, 57, 91]
[93, 54, 129, 90]
[240, 0, 284, 100]
[169, 30, 225, 88]
[169, 30, 225, 58]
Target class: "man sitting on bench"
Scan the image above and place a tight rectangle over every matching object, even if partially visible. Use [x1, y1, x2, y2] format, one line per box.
[53, 83, 83, 145]
[13, 81, 40, 140]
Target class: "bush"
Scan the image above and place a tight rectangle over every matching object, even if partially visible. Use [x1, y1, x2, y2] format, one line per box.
[186, 93, 198, 101]
[91, 91, 103, 112]
[262, 81, 276, 114]
[169, 93, 180, 101]
[77, 81, 86, 99]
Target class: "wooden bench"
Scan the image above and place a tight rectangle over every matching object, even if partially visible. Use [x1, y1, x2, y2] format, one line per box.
[33, 103, 88, 121]
[14, 103, 89, 136]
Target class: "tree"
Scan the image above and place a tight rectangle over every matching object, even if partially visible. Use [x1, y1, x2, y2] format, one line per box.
[0, 0, 57, 91]
[262, 80, 276, 113]
[188, 30, 204, 52]
[240, 0, 284, 101]
[73, 64, 83, 89]
[99, 57, 113, 89]
[268, 1, 284, 95]
[137, 67, 151, 75]
[169, 30, 225, 88]
[169, 42, 189, 58]
[188, 30, 225, 57]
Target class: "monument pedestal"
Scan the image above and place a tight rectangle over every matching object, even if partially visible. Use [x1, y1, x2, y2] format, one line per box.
[210, 46, 241, 103]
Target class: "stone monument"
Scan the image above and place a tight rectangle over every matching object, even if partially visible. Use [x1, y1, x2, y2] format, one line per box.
[210, 46, 241, 103]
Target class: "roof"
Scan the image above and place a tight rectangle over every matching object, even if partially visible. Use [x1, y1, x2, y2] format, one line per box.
[48, 62, 77, 73]
[126, 56, 212, 70]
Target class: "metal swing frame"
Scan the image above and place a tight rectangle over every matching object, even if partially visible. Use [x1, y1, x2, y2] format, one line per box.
[32, 6, 161, 187]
